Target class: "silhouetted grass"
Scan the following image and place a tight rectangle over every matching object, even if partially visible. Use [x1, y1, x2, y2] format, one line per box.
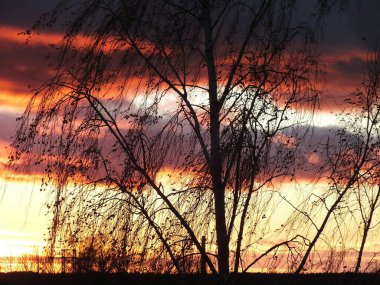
[0, 272, 379, 285]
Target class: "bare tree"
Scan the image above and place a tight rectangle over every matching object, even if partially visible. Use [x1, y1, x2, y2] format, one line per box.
[284, 43, 380, 273]
[353, 45, 380, 273]
[10, 0, 349, 275]
[354, 184, 380, 272]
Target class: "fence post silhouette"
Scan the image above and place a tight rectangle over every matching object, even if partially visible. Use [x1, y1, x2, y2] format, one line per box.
[61, 249, 66, 273]
[201, 236, 206, 274]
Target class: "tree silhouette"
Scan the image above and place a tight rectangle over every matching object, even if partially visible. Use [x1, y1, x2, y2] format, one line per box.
[11, 0, 357, 276]
[275, 42, 380, 274]
[351, 45, 380, 273]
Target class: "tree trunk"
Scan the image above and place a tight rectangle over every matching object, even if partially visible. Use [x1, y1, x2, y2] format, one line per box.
[234, 183, 254, 273]
[355, 220, 370, 273]
[355, 185, 380, 273]
[202, 0, 229, 274]
[295, 187, 348, 273]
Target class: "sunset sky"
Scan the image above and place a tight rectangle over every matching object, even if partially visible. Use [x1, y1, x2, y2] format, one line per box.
[1, 0, 380, 261]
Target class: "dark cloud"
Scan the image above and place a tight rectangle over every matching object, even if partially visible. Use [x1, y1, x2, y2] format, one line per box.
[293, 0, 380, 51]
[0, 39, 52, 91]
[318, 51, 368, 111]
[332, 56, 366, 80]
[350, 0, 380, 44]
[1, 0, 380, 182]
[0, 0, 376, 112]
[0, 0, 57, 94]
[310, 0, 380, 111]
[0, 0, 57, 29]
[4, 123, 350, 184]
[0, 111, 19, 142]
[294, 125, 343, 181]
[319, 1, 380, 49]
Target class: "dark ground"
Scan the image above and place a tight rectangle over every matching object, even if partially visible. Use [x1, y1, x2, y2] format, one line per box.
[0, 272, 379, 285]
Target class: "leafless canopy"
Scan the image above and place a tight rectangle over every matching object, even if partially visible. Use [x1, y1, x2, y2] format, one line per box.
[10, 0, 380, 275]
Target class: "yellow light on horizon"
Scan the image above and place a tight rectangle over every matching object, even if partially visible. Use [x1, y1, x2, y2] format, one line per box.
[0, 176, 49, 258]
[0, 238, 45, 257]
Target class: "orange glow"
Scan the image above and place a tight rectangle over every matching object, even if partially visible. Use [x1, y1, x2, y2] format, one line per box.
[0, 91, 34, 111]
[321, 48, 368, 63]
[305, 153, 321, 165]
[272, 134, 297, 148]
[0, 26, 64, 46]
[0, 25, 126, 53]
